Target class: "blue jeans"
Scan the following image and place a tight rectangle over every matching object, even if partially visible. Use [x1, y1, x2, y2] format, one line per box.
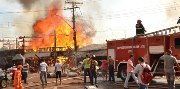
[40, 71, 47, 85]
[124, 72, 138, 88]
[139, 84, 148, 89]
[165, 73, 175, 89]
[109, 65, 115, 82]
[90, 70, 97, 85]
[84, 68, 90, 83]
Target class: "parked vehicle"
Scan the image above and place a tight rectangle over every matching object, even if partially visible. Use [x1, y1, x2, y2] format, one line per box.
[107, 26, 180, 81]
[0, 70, 8, 88]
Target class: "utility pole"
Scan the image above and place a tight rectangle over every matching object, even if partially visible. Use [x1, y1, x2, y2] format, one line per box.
[16, 38, 18, 49]
[54, 30, 57, 60]
[19, 36, 25, 54]
[64, 1, 83, 52]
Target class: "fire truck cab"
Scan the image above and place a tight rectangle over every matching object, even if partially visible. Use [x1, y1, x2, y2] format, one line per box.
[107, 26, 180, 81]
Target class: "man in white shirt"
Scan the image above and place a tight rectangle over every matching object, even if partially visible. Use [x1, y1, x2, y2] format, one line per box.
[133, 57, 151, 89]
[55, 60, 62, 85]
[40, 59, 48, 86]
[22, 61, 29, 84]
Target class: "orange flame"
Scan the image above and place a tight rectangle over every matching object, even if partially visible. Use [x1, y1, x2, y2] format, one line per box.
[29, 6, 92, 50]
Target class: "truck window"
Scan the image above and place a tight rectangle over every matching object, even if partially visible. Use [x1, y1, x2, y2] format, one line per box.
[175, 38, 180, 49]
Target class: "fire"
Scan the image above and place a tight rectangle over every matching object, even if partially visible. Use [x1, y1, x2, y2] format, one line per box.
[29, 6, 92, 50]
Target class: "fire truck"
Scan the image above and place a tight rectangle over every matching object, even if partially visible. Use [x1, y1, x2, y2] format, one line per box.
[107, 26, 180, 81]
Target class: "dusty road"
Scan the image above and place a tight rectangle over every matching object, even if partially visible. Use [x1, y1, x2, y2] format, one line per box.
[5, 73, 180, 89]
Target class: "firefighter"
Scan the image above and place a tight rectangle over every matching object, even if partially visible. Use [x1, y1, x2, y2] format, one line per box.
[14, 65, 24, 89]
[177, 17, 180, 24]
[136, 20, 146, 35]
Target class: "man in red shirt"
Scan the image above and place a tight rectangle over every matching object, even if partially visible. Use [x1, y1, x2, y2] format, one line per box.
[124, 54, 138, 89]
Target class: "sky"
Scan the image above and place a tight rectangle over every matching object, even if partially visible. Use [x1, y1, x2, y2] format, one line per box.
[0, 0, 180, 48]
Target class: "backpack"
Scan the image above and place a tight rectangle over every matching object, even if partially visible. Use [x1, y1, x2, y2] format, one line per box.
[140, 64, 154, 84]
[90, 62, 96, 71]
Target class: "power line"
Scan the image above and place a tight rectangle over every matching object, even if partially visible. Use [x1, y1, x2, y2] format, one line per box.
[64, 1, 83, 52]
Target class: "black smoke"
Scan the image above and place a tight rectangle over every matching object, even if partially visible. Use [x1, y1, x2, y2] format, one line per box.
[17, 0, 37, 10]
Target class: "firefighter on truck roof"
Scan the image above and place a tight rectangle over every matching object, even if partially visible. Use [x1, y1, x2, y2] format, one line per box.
[136, 20, 146, 35]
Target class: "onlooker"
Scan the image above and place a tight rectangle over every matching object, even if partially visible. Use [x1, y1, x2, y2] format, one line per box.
[90, 58, 98, 85]
[22, 61, 29, 84]
[101, 59, 108, 81]
[55, 60, 62, 85]
[83, 55, 91, 83]
[124, 54, 138, 89]
[108, 56, 115, 82]
[11, 64, 17, 84]
[133, 57, 151, 89]
[39, 59, 48, 86]
[136, 20, 146, 35]
[160, 49, 180, 89]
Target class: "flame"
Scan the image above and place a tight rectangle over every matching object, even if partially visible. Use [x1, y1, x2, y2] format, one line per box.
[29, 6, 92, 50]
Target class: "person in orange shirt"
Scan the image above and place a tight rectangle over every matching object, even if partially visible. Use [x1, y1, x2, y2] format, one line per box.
[14, 65, 24, 89]
[124, 54, 138, 89]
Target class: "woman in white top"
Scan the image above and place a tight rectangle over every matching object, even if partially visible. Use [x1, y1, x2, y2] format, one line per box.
[55, 60, 62, 85]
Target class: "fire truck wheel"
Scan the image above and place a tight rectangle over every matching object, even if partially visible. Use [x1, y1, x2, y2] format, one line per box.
[1, 79, 7, 88]
[118, 65, 134, 82]
[119, 65, 127, 81]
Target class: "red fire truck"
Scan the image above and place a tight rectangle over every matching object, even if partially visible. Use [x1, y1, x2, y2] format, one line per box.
[107, 26, 180, 81]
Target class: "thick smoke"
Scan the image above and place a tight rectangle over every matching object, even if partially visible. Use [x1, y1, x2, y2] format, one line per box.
[17, 0, 37, 10]
[14, 0, 62, 35]
[165, 0, 180, 24]
[78, 15, 96, 37]
[14, 0, 102, 48]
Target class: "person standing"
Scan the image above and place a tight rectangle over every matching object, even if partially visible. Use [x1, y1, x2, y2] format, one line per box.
[39, 59, 48, 86]
[83, 55, 91, 83]
[90, 58, 98, 85]
[136, 20, 146, 35]
[101, 59, 108, 81]
[124, 54, 138, 89]
[22, 61, 29, 84]
[133, 57, 151, 89]
[55, 60, 62, 85]
[11, 64, 17, 84]
[160, 49, 180, 89]
[108, 56, 115, 82]
[14, 65, 23, 89]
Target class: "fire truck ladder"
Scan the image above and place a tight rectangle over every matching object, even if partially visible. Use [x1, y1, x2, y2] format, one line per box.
[151, 58, 160, 75]
[145, 26, 180, 36]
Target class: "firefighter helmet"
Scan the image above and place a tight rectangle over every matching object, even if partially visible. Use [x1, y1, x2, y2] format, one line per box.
[137, 20, 142, 23]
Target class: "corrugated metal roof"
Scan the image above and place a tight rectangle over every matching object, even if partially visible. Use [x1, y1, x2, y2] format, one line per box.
[78, 44, 106, 52]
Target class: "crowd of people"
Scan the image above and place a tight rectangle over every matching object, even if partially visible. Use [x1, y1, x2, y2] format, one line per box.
[8, 48, 180, 89]
[82, 54, 115, 87]
[123, 49, 180, 89]
[82, 49, 180, 89]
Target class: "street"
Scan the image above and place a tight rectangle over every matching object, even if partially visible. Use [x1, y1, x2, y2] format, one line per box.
[5, 73, 180, 89]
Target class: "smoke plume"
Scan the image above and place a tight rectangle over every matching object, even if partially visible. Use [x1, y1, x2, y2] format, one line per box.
[17, 0, 37, 10]
[165, 0, 180, 24]
[14, 0, 101, 48]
